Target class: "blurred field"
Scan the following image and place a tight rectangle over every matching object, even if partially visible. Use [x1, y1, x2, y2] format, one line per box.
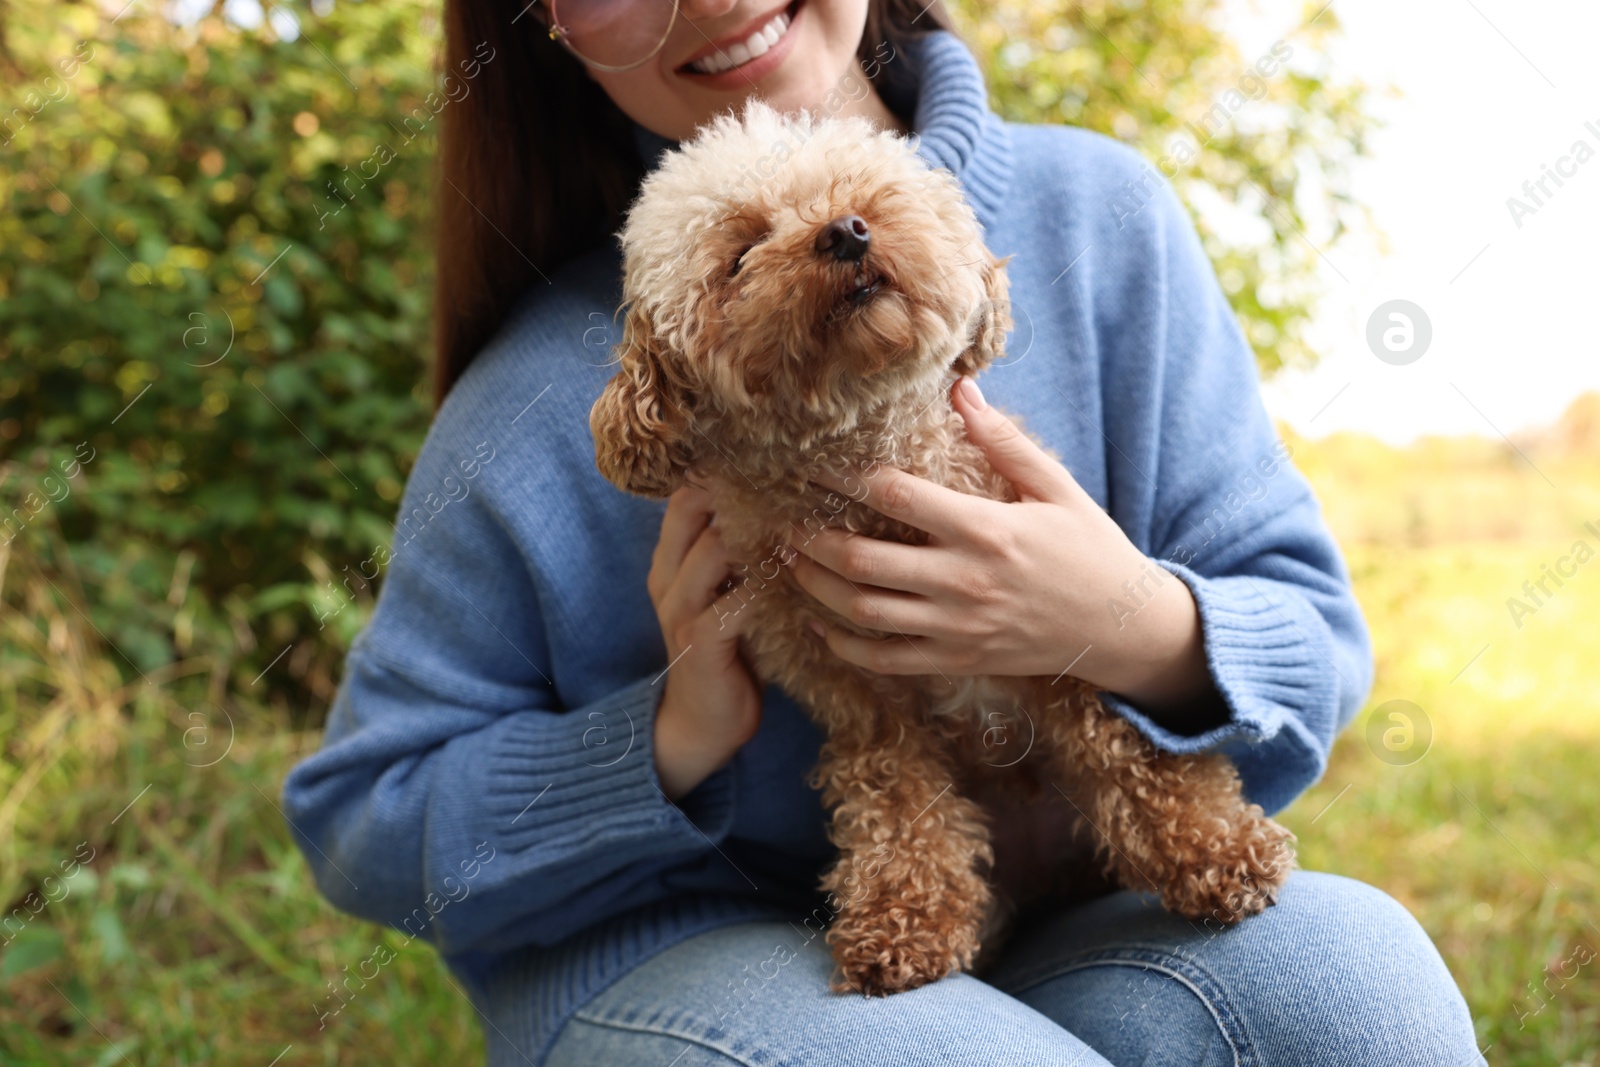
[1278, 414, 1600, 1066]
[3, 409, 1598, 1064]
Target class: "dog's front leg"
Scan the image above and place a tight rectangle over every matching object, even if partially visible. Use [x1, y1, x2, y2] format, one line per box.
[810, 723, 995, 997]
[1045, 688, 1295, 924]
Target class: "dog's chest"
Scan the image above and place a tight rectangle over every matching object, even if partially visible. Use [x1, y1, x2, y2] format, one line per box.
[705, 420, 1014, 565]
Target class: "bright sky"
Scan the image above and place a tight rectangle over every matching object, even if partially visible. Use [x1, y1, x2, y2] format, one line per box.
[1220, 0, 1600, 444]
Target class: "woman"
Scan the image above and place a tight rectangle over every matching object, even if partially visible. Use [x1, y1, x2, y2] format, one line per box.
[282, 0, 1486, 1063]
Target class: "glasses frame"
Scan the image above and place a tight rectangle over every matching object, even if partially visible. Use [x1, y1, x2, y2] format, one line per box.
[531, 0, 682, 73]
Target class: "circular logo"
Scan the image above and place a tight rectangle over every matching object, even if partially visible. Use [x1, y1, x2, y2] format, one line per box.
[581, 707, 636, 768]
[989, 301, 1033, 368]
[1366, 300, 1432, 366]
[1364, 699, 1432, 766]
[979, 705, 1034, 768]
[181, 304, 235, 368]
[178, 704, 235, 768]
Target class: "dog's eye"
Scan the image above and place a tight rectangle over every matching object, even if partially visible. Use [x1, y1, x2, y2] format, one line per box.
[729, 245, 754, 278]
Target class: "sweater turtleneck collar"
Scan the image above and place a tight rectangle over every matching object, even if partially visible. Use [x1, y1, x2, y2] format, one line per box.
[628, 28, 1014, 227]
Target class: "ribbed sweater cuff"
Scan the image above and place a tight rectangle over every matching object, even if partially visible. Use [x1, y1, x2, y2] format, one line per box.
[1099, 560, 1334, 758]
[487, 673, 738, 859]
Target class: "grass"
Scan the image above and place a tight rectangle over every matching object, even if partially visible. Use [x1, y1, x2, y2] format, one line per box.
[1283, 539, 1600, 1065]
[0, 537, 484, 1065]
[2, 429, 1597, 1065]
[1276, 429, 1600, 1066]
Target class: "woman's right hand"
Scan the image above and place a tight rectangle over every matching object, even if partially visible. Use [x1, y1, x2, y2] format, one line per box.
[650, 483, 774, 803]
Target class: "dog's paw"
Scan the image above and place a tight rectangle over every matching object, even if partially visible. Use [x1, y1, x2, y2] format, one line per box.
[826, 927, 971, 996]
[824, 901, 983, 996]
[1164, 814, 1296, 925]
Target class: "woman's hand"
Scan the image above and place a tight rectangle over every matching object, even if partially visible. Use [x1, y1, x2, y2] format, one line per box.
[649, 484, 767, 803]
[785, 376, 1215, 719]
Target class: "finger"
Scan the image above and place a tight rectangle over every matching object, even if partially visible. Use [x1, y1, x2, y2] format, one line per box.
[790, 551, 939, 635]
[808, 463, 984, 542]
[950, 376, 1087, 505]
[703, 580, 761, 639]
[817, 624, 943, 676]
[654, 486, 713, 580]
[660, 524, 738, 626]
[786, 525, 946, 597]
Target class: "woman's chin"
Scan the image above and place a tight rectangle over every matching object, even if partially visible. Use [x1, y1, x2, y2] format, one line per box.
[743, 60, 860, 118]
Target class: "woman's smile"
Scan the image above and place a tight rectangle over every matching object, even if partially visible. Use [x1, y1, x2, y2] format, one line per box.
[677, 0, 804, 86]
[580, 0, 903, 142]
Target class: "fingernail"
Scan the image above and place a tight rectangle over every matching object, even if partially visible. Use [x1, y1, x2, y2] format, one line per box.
[959, 376, 987, 410]
[809, 620, 826, 638]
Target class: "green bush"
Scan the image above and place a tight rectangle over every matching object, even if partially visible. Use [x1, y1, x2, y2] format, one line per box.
[2, 0, 443, 713]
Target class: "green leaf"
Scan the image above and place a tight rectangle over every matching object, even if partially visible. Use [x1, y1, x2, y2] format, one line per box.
[90, 906, 135, 966]
[110, 864, 154, 891]
[0, 924, 65, 978]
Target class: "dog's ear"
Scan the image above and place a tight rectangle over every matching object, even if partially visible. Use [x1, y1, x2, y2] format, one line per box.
[589, 302, 695, 499]
[951, 251, 1013, 378]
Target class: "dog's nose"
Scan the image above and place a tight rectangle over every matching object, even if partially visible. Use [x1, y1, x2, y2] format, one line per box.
[815, 215, 870, 261]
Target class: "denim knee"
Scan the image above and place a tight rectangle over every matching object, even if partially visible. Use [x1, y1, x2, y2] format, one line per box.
[986, 871, 1484, 1067]
[1249, 872, 1484, 1064]
[547, 920, 1113, 1067]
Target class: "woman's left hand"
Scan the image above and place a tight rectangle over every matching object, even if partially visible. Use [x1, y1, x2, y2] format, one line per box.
[785, 376, 1213, 714]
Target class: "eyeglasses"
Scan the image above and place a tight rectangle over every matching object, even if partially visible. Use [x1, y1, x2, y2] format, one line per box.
[530, 0, 682, 72]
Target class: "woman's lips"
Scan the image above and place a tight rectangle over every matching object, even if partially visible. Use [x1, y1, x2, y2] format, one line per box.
[679, 0, 793, 72]
[675, 0, 804, 90]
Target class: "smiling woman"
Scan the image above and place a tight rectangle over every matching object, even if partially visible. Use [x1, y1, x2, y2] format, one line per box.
[279, 1, 1488, 1065]
[426, 0, 939, 402]
[539, 0, 908, 138]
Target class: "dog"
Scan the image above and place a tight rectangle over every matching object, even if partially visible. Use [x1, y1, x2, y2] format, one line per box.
[590, 98, 1294, 997]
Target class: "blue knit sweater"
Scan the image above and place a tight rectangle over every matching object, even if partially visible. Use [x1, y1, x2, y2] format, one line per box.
[281, 29, 1372, 1065]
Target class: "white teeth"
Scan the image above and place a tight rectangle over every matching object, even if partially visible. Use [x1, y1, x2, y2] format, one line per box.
[688, 11, 791, 74]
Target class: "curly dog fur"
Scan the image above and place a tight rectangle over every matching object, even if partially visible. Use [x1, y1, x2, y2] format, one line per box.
[590, 99, 1294, 997]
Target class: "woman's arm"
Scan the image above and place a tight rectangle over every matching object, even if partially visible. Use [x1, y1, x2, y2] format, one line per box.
[280, 422, 739, 956]
[1089, 153, 1375, 815]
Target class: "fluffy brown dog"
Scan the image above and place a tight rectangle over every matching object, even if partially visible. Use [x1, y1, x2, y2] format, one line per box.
[590, 99, 1294, 997]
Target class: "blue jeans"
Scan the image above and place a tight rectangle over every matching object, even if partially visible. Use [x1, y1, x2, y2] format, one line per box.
[544, 872, 1485, 1066]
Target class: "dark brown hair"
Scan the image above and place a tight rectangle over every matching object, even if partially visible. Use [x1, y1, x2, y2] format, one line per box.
[432, 0, 961, 406]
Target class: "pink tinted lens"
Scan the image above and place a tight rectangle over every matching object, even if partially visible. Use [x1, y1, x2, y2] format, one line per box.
[549, 0, 675, 68]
